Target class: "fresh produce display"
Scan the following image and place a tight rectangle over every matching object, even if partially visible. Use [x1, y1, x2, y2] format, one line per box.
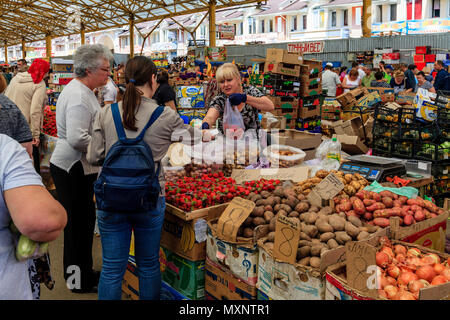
[245, 185, 381, 267]
[262, 145, 305, 168]
[165, 173, 281, 212]
[376, 237, 450, 300]
[42, 105, 57, 137]
[333, 190, 446, 227]
[294, 170, 370, 196]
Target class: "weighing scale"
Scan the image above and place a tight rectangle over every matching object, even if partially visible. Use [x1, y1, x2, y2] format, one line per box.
[339, 155, 407, 182]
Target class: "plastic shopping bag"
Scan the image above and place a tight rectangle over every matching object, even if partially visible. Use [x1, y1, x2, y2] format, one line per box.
[223, 98, 245, 140]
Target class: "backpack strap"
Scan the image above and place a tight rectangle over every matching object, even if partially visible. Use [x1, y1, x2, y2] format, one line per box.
[111, 103, 127, 142]
[136, 106, 164, 141]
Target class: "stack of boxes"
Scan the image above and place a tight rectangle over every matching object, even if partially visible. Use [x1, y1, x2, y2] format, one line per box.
[263, 48, 304, 129]
[414, 46, 433, 71]
[373, 48, 400, 68]
[297, 60, 323, 133]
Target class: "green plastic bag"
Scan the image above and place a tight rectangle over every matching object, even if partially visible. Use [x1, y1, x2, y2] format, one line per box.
[363, 181, 419, 199]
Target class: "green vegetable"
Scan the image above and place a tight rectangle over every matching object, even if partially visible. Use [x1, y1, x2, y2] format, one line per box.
[16, 235, 37, 261]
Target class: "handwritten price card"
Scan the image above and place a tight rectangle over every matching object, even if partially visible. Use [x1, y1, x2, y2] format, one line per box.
[273, 215, 301, 264]
[216, 197, 255, 242]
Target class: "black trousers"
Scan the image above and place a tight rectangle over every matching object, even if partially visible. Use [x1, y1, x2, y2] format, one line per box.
[50, 161, 97, 289]
[32, 145, 40, 174]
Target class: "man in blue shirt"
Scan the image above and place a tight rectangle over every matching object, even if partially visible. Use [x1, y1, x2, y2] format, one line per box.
[431, 60, 450, 93]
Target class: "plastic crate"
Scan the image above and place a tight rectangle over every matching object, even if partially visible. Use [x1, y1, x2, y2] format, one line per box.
[415, 46, 430, 54]
[373, 121, 400, 139]
[391, 141, 415, 159]
[374, 105, 400, 123]
[416, 143, 450, 162]
[373, 136, 392, 153]
[431, 163, 449, 180]
[418, 122, 439, 143]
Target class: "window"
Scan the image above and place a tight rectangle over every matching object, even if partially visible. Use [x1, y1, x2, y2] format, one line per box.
[261, 20, 265, 33]
[269, 19, 273, 32]
[355, 7, 362, 26]
[331, 11, 337, 27]
[302, 15, 307, 29]
[234, 24, 237, 35]
[291, 16, 297, 31]
[136, 35, 143, 46]
[319, 10, 325, 28]
[248, 17, 252, 34]
[377, 5, 383, 23]
[432, 0, 440, 17]
[343, 9, 348, 26]
[390, 4, 397, 21]
[239, 22, 244, 35]
[277, 17, 283, 32]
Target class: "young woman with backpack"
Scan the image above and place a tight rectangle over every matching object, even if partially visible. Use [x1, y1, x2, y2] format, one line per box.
[87, 56, 200, 300]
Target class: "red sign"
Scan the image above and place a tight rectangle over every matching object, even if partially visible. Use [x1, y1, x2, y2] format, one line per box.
[287, 41, 325, 54]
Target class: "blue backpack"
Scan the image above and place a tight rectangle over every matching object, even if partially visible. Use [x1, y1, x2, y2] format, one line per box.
[94, 103, 164, 213]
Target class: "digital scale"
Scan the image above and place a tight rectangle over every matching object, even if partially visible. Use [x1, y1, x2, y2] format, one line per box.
[339, 155, 407, 182]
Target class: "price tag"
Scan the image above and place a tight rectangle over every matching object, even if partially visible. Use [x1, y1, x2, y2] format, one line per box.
[216, 197, 255, 242]
[273, 215, 301, 264]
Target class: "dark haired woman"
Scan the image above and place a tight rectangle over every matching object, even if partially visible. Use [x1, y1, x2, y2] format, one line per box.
[152, 70, 177, 111]
[87, 56, 200, 300]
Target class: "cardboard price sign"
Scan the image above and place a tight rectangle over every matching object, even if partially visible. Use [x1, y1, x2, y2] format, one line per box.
[231, 167, 310, 184]
[273, 215, 301, 264]
[307, 172, 345, 207]
[216, 197, 255, 242]
[345, 241, 378, 299]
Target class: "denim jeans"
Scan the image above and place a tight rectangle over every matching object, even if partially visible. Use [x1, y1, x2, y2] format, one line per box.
[97, 196, 165, 300]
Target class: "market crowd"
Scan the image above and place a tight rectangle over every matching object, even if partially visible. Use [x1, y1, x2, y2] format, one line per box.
[0, 42, 449, 300]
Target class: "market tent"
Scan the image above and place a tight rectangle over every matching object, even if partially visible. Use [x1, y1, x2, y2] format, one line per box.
[0, 0, 262, 46]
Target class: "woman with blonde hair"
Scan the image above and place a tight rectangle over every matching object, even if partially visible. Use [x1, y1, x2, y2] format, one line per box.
[201, 63, 274, 136]
[390, 70, 409, 93]
[341, 68, 361, 93]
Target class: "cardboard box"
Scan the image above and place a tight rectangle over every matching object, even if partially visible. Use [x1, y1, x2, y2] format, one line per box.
[356, 91, 382, 107]
[270, 129, 322, 150]
[264, 62, 301, 77]
[326, 239, 450, 300]
[300, 84, 322, 97]
[205, 257, 257, 300]
[160, 207, 224, 261]
[266, 48, 304, 65]
[342, 117, 364, 138]
[122, 261, 190, 300]
[52, 63, 73, 72]
[270, 108, 298, 120]
[389, 212, 448, 252]
[165, 202, 229, 221]
[413, 54, 425, 63]
[261, 115, 287, 130]
[367, 87, 395, 103]
[159, 246, 205, 300]
[300, 75, 321, 88]
[396, 92, 416, 105]
[321, 112, 340, 121]
[300, 60, 322, 78]
[285, 118, 296, 129]
[231, 167, 311, 184]
[268, 96, 300, 109]
[331, 120, 346, 135]
[206, 220, 259, 286]
[333, 134, 369, 155]
[300, 96, 321, 108]
[299, 105, 321, 119]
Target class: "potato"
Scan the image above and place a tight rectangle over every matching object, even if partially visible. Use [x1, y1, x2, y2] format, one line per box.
[274, 204, 281, 212]
[320, 232, 335, 242]
[327, 238, 339, 249]
[335, 231, 352, 245]
[297, 246, 311, 259]
[243, 217, 253, 227]
[303, 225, 318, 238]
[311, 245, 323, 256]
[253, 217, 266, 226]
[344, 185, 356, 196]
[316, 213, 329, 222]
[311, 238, 321, 244]
[347, 216, 363, 228]
[269, 217, 277, 231]
[298, 257, 310, 266]
[300, 232, 312, 241]
[298, 240, 312, 247]
[252, 194, 262, 202]
[260, 191, 271, 199]
[310, 257, 321, 268]
[315, 219, 334, 233]
[304, 212, 318, 225]
[295, 202, 310, 213]
[243, 228, 254, 238]
[328, 215, 346, 231]
[251, 206, 265, 217]
[288, 211, 300, 218]
[283, 196, 300, 209]
[345, 222, 360, 238]
[309, 205, 320, 213]
[318, 206, 333, 216]
[357, 231, 370, 241]
[344, 174, 353, 184]
[316, 170, 329, 178]
[350, 180, 361, 191]
[273, 196, 281, 205]
[338, 212, 347, 219]
[264, 211, 275, 223]
[273, 187, 285, 198]
[297, 194, 306, 201]
[280, 204, 292, 214]
[264, 205, 274, 213]
[278, 209, 288, 217]
[255, 199, 266, 206]
[267, 231, 275, 242]
[365, 224, 380, 234]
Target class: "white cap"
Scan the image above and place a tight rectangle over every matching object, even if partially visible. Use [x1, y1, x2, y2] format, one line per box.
[326, 62, 333, 67]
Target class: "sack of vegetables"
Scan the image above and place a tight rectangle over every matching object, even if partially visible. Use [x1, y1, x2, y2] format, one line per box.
[9, 222, 49, 262]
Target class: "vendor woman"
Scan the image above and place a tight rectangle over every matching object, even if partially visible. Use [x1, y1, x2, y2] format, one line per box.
[201, 63, 274, 135]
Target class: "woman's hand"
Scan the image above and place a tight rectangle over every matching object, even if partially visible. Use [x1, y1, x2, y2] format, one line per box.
[229, 93, 247, 106]
[202, 130, 214, 142]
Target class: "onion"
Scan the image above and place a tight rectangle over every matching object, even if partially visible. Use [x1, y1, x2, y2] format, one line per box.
[416, 265, 436, 283]
[421, 256, 437, 266]
[408, 280, 426, 293]
[397, 291, 417, 300]
[376, 252, 390, 268]
[381, 247, 395, 261]
[379, 275, 389, 289]
[387, 265, 401, 279]
[407, 248, 421, 257]
[434, 263, 446, 274]
[398, 271, 418, 286]
[406, 257, 422, 269]
[384, 285, 398, 299]
[386, 276, 397, 286]
[378, 289, 388, 299]
[419, 279, 430, 286]
[424, 253, 440, 265]
[441, 268, 450, 281]
[396, 253, 406, 263]
[394, 244, 407, 256]
[431, 275, 448, 286]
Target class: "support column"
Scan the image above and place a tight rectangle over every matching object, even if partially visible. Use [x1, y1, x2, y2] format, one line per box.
[209, 0, 216, 47]
[81, 24, 86, 45]
[4, 42, 8, 63]
[362, 0, 372, 37]
[22, 38, 26, 59]
[129, 15, 135, 58]
[45, 34, 52, 59]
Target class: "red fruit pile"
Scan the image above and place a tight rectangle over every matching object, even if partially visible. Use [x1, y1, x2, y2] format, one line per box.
[165, 172, 281, 212]
[42, 105, 57, 137]
[376, 237, 450, 300]
[334, 190, 445, 228]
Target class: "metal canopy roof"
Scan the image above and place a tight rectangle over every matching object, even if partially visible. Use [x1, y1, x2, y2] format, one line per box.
[0, 0, 261, 46]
